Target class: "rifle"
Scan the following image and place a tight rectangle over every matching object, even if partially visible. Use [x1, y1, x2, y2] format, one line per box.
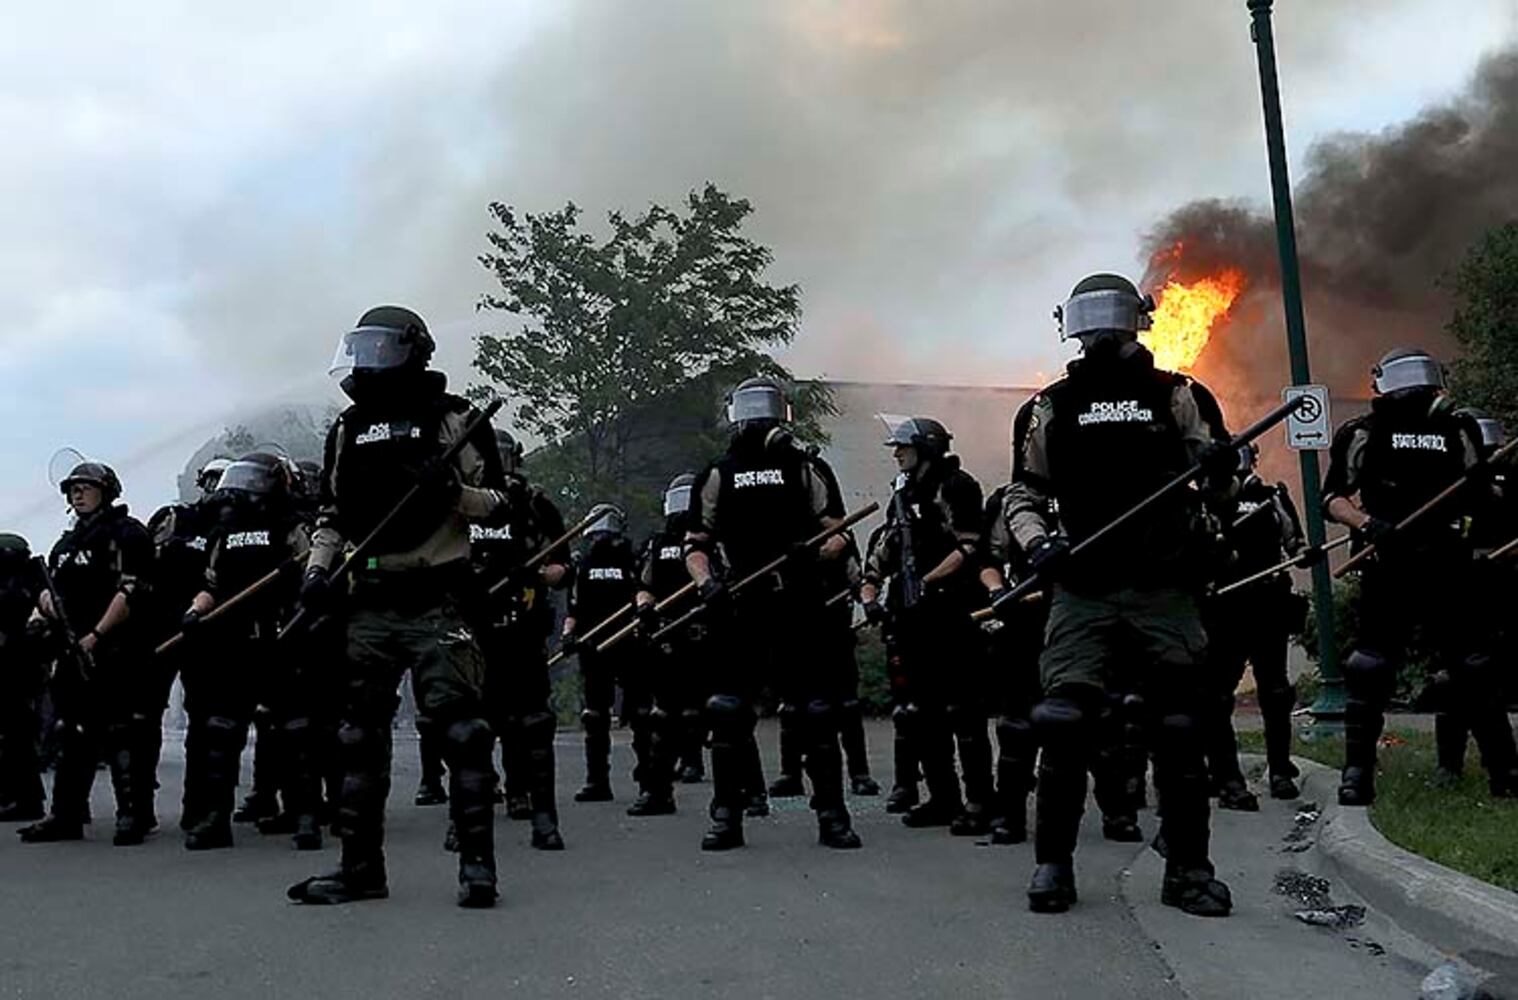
[889, 473, 924, 611]
[988, 395, 1307, 617]
[1334, 436, 1518, 578]
[640, 502, 881, 647]
[33, 556, 95, 683]
[277, 398, 504, 641]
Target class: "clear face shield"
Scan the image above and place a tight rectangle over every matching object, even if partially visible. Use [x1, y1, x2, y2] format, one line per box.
[586, 507, 626, 537]
[1476, 418, 1506, 450]
[215, 461, 285, 497]
[726, 385, 791, 426]
[1056, 289, 1154, 341]
[1372, 354, 1445, 395]
[662, 485, 692, 517]
[329, 325, 418, 377]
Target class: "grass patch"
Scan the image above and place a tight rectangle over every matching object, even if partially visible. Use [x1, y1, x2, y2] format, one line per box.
[1239, 727, 1518, 893]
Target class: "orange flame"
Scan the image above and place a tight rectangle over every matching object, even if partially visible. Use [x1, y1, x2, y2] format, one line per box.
[1140, 269, 1245, 372]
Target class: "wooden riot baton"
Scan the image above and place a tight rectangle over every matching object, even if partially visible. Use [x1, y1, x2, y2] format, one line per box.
[1334, 436, 1518, 579]
[156, 559, 300, 656]
[970, 588, 1047, 623]
[33, 555, 95, 683]
[1484, 534, 1518, 562]
[638, 501, 881, 648]
[1212, 534, 1351, 597]
[824, 588, 853, 608]
[486, 509, 600, 599]
[277, 398, 504, 641]
[546, 601, 634, 668]
[988, 395, 1308, 618]
[591, 581, 699, 656]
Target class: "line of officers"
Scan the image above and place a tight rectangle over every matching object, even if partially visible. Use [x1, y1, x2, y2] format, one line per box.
[2, 285, 1515, 916]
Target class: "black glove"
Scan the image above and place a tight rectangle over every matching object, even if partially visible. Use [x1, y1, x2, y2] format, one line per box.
[1357, 517, 1397, 547]
[414, 456, 462, 505]
[697, 578, 728, 613]
[636, 602, 660, 632]
[862, 599, 888, 626]
[558, 632, 579, 655]
[1199, 440, 1239, 479]
[180, 609, 205, 635]
[1027, 535, 1071, 580]
[299, 568, 334, 615]
[1295, 545, 1327, 568]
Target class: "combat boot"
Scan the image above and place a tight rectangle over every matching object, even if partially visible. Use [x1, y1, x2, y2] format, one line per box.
[18, 816, 83, 843]
[901, 798, 958, 828]
[627, 790, 677, 817]
[1337, 765, 1375, 806]
[817, 808, 862, 849]
[701, 806, 744, 851]
[849, 774, 881, 796]
[413, 780, 448, 807]
[574, 782, 613, 803]
[767, 773, 805, 798]
[1268, 772, 1300, 800]
[287, 859, 389, 905]
[0, 800, 45, 822]
[1026, 863, 1077, 914]
[292, 814, 323, 851]
[1214, 780, 1260, 812]
[457, 853, 498, 909]
[113, 813, 151, 847]
[256, 812, 298, 835]
[184, 811, 233, 851]
[678, 761, 705, 784]
[743, 790, 770, 817]
[949, 802, 992, 837]
[884, 783, 919, 814]
[990, 809, 1027, 846]
[531, 814, 565, 851]
[1160, 864, 1232, 917]
[233, 792, 278, 824]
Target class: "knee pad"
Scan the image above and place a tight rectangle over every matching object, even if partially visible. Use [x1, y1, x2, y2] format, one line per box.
[840, 698, 862, 715]
[521, 710, 556, 744]
[444, 717, 494, 753]
[337, 722, 367, 749]
[996, 716, 1032, 746]
[1158, 711, 1200, 743]
[804, 698, 837, 729]
[705, 694, 746, 718]
[891, 703, 913, 725]
[282, 716, 312, 738]
[1344, 650, 1394, 701]
[205, 715, 241, 737]
[705, 695, 750, 739]
[1030, 698, 1088, 736]
[681, 707, 703, 725]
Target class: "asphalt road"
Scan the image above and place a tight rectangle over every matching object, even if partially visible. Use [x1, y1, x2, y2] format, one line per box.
[0, 721, 1430, 1000]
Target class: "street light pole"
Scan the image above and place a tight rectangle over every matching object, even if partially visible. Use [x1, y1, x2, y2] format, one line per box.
[1246, 0, 1344, 723]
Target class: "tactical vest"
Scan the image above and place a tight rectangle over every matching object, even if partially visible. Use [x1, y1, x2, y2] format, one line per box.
[470, 477, 541, 571]
[150, 503, 213, 616]
[1358, 399, 1468, 529]
[209, 500, 299, 625]
[1043, 363, 1193, 587]
[1226, 478, 1290, 578]
[331, 395, 458, 552]
[643, 523, 690, 599]
[48, 507, 134, 629]
[0, 563, 37, 641]
[710, 442, 815, 579]
[573, 533, 638, 623]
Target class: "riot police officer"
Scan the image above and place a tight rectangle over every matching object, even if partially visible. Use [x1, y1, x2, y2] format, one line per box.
[684, 376, 861, 851]
[1006, 273, 1234, 917]
[178, 452, 314, 850]
[285, 305, 510, 907]
[1202, 444, 1305, 805]
[470, 427, 569, 850]
[860, 416, 990, 835]
[20, 462, 156, 846]
[1324, 350, 1518, 804]
[0, 534, 45, 821]
[561, 504, 641, 803]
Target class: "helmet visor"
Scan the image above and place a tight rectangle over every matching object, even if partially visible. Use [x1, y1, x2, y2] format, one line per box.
[329, 326, 417, 376]
[1372, 354, 1444, 394]
[1059, 289, 1152, 340]
[216, 460, 284, 496]
[1477, 418, 1506, 449]
[586, 508, 625, 536]
[726, 385, 791, 425]
[663, 485, 692, 517]
[877, 413, 915, 448]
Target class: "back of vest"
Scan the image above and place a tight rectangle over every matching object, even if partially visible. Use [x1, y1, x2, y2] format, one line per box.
[1045, 366, 1194, 589]
[331, 398, 452, 552]
[1359, 399, 1468, 531]
[711, 444, 814, 580]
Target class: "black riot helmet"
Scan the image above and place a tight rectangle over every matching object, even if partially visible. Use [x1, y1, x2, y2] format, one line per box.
[196, 458, 232, 496]
[215, 452, 293, 499]
[879, 414, 952, 459]
[59, 461, 122, 503]
[329, 305, 436, 379]
[1055, 273, 1155, 347]
[1371, 348, 1445, 396]
[1237, 442, 1260, 475]
[0, 532, 31, 570]
[725, 377, 792, 430]
[1455, 407, 1506, 453]
[496, 428, 524, 475]
[584, 503, 626, 537]
[663, 473, 696, 517]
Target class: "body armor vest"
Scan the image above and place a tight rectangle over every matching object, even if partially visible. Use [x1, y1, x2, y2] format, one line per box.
[209, 499, 299, 628]
[643, 521, 691, 599]
[1358, 399, 1468, 531]
[573, 533, 638, 623]
[48, 507, 136, 629]
[331, 394, 458, 552]
[1044, 362, 1193, 588]
[710, 441, 815, 580]
[1226, 478, 1291, 578]
[150, 503, 213, 617]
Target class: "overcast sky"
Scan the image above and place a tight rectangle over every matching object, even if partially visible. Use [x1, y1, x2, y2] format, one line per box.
[3, 0, 1514, 542]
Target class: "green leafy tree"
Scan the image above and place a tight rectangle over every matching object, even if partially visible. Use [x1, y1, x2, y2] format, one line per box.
[473, 184, 833, 521]
[1447, 221, 1518, 425]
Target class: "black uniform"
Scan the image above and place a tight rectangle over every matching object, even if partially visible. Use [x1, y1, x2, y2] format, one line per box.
[1203, 474, 1305, 803]
[0, 538, 45, 820]
[640, 520, 709, 784]
[469, 472, 567, 848]
[687, 432, 861, 850]
[23, 504, 154, 843]
[1324, 400, 1518, 801]
[864, 456, 989, 833]
[567, 528, 641, 800]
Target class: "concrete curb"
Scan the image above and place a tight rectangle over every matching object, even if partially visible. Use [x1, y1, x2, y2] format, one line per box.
[1287, 755, 1518, 958]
